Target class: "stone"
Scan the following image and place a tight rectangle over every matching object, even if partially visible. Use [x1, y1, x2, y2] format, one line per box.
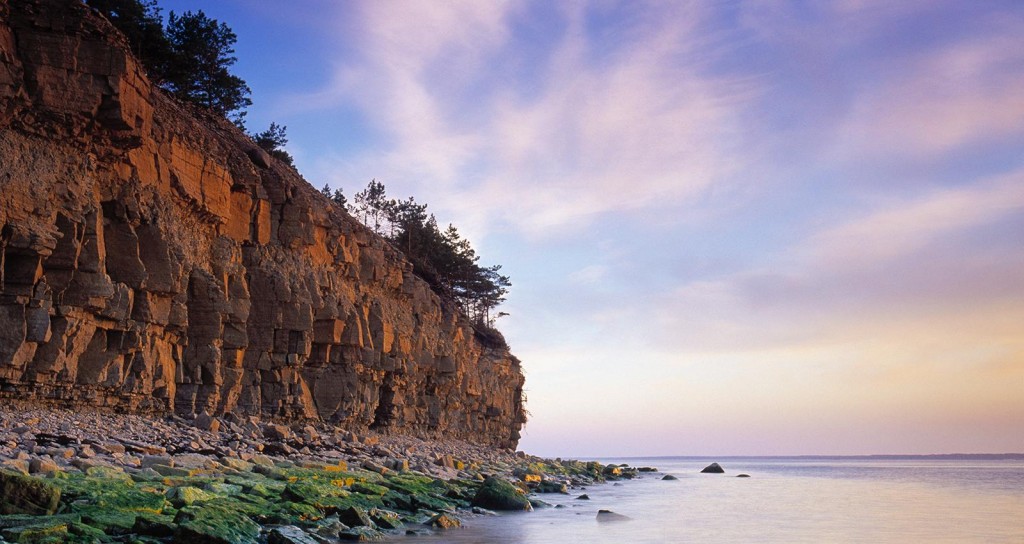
[264, 424, 292, 440]
[736, 474, 751, 478]
[577, 493, 591, 500]
[428, 513, 461, 529]
[175, 501, 261, 544]
[662, 474, 678, 480]
[0, 470, 61, 515]
[269, 525, 322, 544]
[194, 412, 221, 433]
[337, 506, 374, 528]
[471, 477, 533, 511]
[596, 509, 631, 522]
[701, 463, 725, 474]
[28, 458, 59, 474]
[337, 526, 385, 541]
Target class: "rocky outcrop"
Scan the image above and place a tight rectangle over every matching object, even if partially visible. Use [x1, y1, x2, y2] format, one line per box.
[0, 0, 525, 448]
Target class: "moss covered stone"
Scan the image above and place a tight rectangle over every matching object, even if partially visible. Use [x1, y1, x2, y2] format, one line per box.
[0, 471, 61, 516]
[471, 477, 532, 511]
[175, 499, 261, 544]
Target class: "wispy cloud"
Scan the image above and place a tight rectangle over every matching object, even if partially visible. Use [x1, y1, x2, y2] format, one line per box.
[300, 1, 757, 239]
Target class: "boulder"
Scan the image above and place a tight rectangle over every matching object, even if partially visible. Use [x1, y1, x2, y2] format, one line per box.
[662, 474, 678, 481]
[0, 470, 61, 515]
[337, 526, 385, 541]
[596, 509, 631, 522]
[471, 477, 533, 511]
[428, 513, 461, 529]
[337, 506, 374, 528]
[269, 526, 321, 544]
[174, 501, 260, 544]
[700, 463, 725, 474]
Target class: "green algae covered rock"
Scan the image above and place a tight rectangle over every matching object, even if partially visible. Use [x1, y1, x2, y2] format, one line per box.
[175, 499, 261, 544]
[172, 486, 219, 506]
[0, 520, 69, 543]
[471, 477, 533, 512]
[268, 525, 321, 544]
[337, 505, 374, 528]
[368, 507, 402, 530]
[337, 526, 385, 541]
[0, 471, 61, 516]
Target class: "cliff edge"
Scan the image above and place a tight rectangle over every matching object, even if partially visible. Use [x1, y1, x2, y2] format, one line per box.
[0, 0, 525, 448]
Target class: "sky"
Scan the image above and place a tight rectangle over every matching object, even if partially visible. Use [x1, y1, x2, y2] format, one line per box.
[159, 0, 1024, 457]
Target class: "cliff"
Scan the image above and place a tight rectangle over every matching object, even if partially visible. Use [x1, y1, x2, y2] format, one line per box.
[0, 0, 525, 448]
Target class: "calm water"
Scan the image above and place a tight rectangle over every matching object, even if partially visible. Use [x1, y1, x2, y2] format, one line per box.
[404, 457, 1024, 543]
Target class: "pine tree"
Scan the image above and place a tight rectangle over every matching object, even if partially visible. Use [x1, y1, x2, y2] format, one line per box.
[163, 10, 252, 118]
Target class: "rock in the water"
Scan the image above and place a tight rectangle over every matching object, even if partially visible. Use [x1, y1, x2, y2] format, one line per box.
[428, 513, 461, 529]
[338, 526, 385, 541]
[536, 479, 568, 494]
[736, 474, 751, 478]
[471, 477, 533, 511]
[337, 506, 374, 528]
[700, 463, 725, 474]
[577, 494, 591, 500]
[369, 508, 402, 530]
[0, 470, 61, 515]
[662, 474, 678, 480]
[269, 526, 321, 544]
[596, 509, 631, 522]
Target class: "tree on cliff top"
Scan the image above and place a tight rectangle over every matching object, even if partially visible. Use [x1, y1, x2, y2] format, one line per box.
[253, 122, 295, 166]
[163, 10, 252, 120]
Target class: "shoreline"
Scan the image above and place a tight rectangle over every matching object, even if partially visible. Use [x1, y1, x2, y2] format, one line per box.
[0, 405, 648, 542]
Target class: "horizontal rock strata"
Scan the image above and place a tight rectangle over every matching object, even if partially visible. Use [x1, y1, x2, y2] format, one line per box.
[0, 0, 525, 448]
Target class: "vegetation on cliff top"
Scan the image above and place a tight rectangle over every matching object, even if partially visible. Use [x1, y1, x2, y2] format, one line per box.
[324, 180, 512, 333]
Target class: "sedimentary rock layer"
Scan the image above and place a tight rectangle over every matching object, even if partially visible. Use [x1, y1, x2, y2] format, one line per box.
[0, 0, 525, 448]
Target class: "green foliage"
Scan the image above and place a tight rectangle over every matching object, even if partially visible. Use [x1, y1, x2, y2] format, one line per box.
[345, 179, 511, 325]
[253, 122, 294, 166]
[163, 10, 252, 118]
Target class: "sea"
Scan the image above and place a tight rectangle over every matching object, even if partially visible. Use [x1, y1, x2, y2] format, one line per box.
[405, 456, 1024, 543]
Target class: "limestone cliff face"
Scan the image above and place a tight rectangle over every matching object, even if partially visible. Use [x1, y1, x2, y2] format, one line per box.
[0, 0, 525, 448]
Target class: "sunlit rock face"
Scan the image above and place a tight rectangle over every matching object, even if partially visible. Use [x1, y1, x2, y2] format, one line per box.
[0, 0, 525, 449]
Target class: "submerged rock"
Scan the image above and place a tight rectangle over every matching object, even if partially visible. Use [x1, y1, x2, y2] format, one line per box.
[596, 509, 631, 522]
[662, 474, 678, 481]
[700, 463, 725, 474]
[736, 474, 751, 478]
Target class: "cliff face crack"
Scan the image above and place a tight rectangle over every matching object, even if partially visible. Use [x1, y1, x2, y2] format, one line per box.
[0, 0, 525, 449]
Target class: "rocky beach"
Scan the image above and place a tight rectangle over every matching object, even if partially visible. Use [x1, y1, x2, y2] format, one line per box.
[0, 403, 650, 542]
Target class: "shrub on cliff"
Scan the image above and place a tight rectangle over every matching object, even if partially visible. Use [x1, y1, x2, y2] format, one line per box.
[253, 122, 295, 166]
